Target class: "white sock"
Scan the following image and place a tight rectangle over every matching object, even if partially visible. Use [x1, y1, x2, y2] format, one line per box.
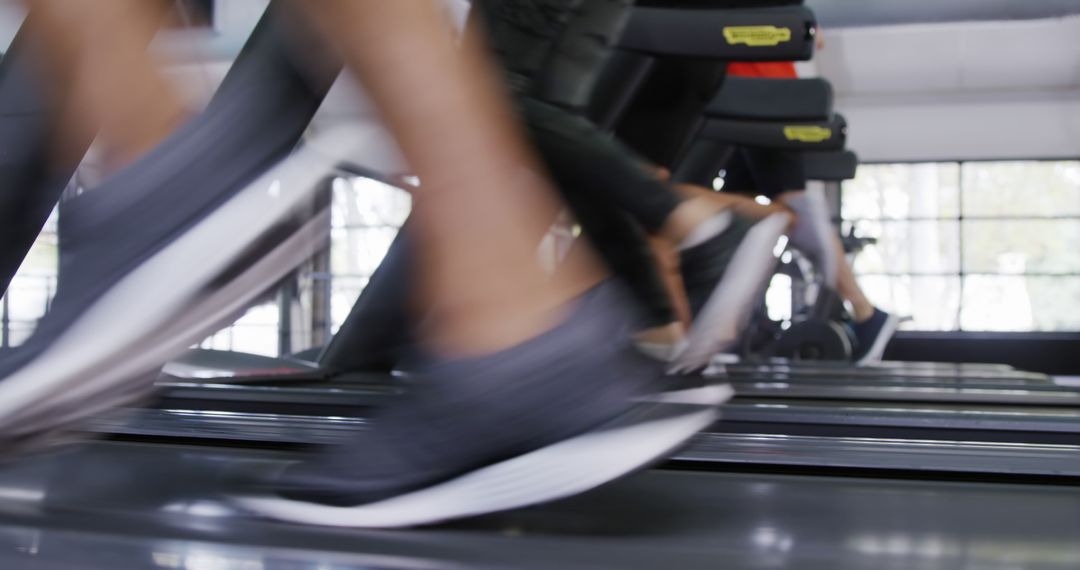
[678, 210, 734, 251]
[783, 184, 839, 287]
[635, 338, 689, 362]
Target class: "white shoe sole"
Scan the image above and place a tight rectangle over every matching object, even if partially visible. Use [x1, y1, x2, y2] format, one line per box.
[855, 313, 900, 366]
[237, 400, 719, 528]
[671, 213, 789, 373]
[0, 127, 380, 441]
[9, 211, 332, 438]
[643, 382, 733, 406]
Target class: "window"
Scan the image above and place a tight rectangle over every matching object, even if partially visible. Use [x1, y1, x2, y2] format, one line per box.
[199, 175, 411, 356]
[2, 175, 410, 357]
[167, 0, 214, 29]
[842, 160, 1080, 332]
[0, 209, 58, 349]
[326, 176, 411, 336]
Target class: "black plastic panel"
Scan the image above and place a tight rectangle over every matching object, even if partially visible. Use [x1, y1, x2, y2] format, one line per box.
[700, 113, 847, 150]
[804, 150, 859, 181]
[620, 5, 816, 61]
[706, 77, 833, 121]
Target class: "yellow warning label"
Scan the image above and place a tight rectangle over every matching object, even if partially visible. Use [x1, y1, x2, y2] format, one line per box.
[784, 126, 833, 143]
[723, 26, 793, 47]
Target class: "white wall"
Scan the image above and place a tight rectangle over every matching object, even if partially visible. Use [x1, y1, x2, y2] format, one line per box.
[838, 91, 1080, 162]
[6, 0, 1076, 163]
[155, 1, 381, 124]
[815, 15, 1080, 162]
[0, 1, 23, 51]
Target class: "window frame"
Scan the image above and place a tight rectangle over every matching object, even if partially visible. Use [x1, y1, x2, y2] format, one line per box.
[841, 156, 1080, 334]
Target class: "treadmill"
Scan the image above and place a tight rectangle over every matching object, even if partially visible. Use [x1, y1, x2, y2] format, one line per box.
[1, 414, 1078, 569]
[667, 67, 1055, 384]
[0, 4, 1076, 566]
[0, 10, 120, 300]
[148, 0, 823, 387]
[107, 0, 1080, 462]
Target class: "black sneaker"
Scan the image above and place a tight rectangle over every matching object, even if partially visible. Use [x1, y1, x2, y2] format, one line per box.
[673, 212, 789, 373]
[0, 128, 365, 447]
[0, 3, 346, 448]
[852, 308, 899, 365]
[233, 281, 728, 528]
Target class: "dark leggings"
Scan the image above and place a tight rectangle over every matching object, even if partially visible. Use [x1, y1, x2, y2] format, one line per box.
[327, 95, 687, 366]
[522, 97, 682, 328]
[330, 0, 692, 366]
[722, 147, 807, 199]
[522, 98, 681, 233]
[471, 0, 685, 327]
[616, 57, 728, 170]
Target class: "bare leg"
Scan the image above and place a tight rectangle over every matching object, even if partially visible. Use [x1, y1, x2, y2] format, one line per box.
[640, 163, 730, 246]
[629, 234, 688, 362]
[664, 182, 793, 334]
[301, 1, 593, 356]
[648, 235, 692, 328]
[656, 188, 729, 246]
[778, 185, 839, 287]
[778, 186, 876, 322]
[547, 226, 611, 300]
[834, 234, 875, 322]
[26, 0, 189, 171]
[681, 184, 882, 335]
[674, 183, 794, 229]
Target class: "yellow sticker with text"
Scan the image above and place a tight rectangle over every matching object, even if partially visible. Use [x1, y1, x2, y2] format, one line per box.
[723, 26, 793, 47]
[784, 126, 833, 143]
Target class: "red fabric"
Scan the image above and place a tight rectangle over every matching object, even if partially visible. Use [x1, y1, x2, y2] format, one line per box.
[726, 62, 798, 79]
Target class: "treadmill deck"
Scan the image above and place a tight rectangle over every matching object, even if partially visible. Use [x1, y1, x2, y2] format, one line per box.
[0, 441, 1076, 569]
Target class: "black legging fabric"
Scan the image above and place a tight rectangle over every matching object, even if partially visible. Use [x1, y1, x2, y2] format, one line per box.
[521, 97, 679, 327]
[472, 0, 686, 327]
[616, 57, 728, 170]
[522, 98, 681, 233]
[722, 147, 807, 199]
[333, 0, 696, 362]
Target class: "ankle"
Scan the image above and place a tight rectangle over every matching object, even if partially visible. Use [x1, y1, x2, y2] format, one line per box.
[422, 273, 584, 356]
[423, 298, 564, 357]
[660, 198, 727, 245]
[852, 303, 876, 323]
[635, 322, 687, 346]
[635, 322, 688, 362]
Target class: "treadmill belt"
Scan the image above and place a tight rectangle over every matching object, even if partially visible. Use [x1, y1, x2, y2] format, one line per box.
[0, 441, 1077, 569]
[91, 407, 1080, 477]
